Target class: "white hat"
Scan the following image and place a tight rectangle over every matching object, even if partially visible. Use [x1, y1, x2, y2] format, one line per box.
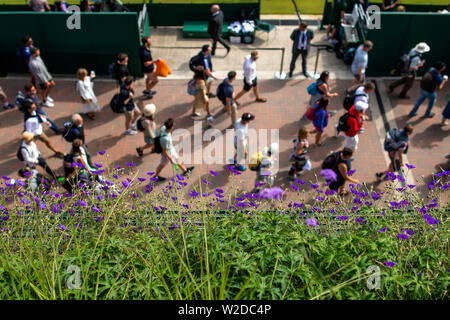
[355, 101, 369, 111]
[143, 104, 156, 117]
[413, 42, 430, 54]
[262, 143, 279, 156]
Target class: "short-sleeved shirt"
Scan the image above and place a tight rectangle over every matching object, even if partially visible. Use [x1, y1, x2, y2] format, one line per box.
[113, 62, 130, 81]
[408, 49, 422, 71]
[351, 45, 368, 75]
[219, 79, 234, 105]
[25, 112, 43, 136]
[29, 0, 48, 12]
[119, 84, 135, 111]
[234, 118, 248, 144]
[140, 45, 154, 73]
[354, 86, 369, 105]
[159, 125, 173, 152]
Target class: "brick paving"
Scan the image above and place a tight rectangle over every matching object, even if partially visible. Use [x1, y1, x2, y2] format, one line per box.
[0, 77, 448, 203]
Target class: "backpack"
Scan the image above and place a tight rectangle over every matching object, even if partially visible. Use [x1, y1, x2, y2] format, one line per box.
[216, 81, 226, 102]
[109, 62, 117, 79]
[249, 151, 263, 171]
[136, 117, 145, 132]
[187, 79, 198, 96]
[189, 54, 202, 72]
[384, 128, 409, 153]
[343, 47, 356, 65]
[15, 91, 28, 112]
[17, 145, 28, 162]
[307, 81, 324, 96]
[337, 112, 356, 132]
[153, 136, 163, 154]
[321, 151, 340, 170]
[109, 93, 123, 113]
[343, 87, 366, 110]
[62, 122, 74, 142]
[420, 69, 436, 92]
[396, 53, 419, 74]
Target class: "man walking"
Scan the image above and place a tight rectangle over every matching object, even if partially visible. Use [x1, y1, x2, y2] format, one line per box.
[208, 4, 230, 56]
[191, 45, 218, 97]
[341, 101, 369, 151]
[235, 51, 267, 104]
[140, 36, 159, 99]
[409, 61, 447, 118]
[389, 42, 430, 99]
[351, 40, 373, 84]
[234, 113, 256, 172]
[28, 47, 55, 107]
[216, 71, 238, 128]
[113, 53, 130, 86]
[289, 22, 314, 78]
[119, 76, 142, 135]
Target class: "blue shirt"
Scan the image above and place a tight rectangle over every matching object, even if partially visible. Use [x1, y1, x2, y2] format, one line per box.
[218, 79, 234, 105]
[312, 107, 328, 133]
[197, 52, 213, 72]
[140, 45, 154, 73]
[431, 68, 443, 90]
[22, 45, 32, 65]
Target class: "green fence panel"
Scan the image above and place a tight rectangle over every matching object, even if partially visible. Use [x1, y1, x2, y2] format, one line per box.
[148, 2, 260, 26]
[366, 12, 450, 77]
[0, 12, 143, 77]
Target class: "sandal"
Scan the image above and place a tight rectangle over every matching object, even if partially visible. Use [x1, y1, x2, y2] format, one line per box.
[136, 147, 144, 157]
[256, 97, 267, 103]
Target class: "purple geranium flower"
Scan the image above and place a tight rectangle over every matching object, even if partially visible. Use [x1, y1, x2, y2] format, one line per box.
[188, 191, 199, 197]
[397, 233, 409, 240]
[58, 224, 66, 231]
[78, 200, 87, 207]
[209, 170, 218, 176]
[320, 169, 338, 182]
[306, 218, 318, 227]
[98, 150, 106, 155]
[337, 216, 349, 220]
[257, 187, 284, 200]
[384, 261, 396, 268]
[405, 163, 415, 169]
[377, 226, 388, 232]
[310, 184, 319, 189]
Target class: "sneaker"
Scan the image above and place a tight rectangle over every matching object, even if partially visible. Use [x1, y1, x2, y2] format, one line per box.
[46, 96, 54, 103]
[207, 115, 214, 124]
[156, 176, 166, 182]
[207, 93, 216, 98]
[235, 164, 247, 171]
[375, 172, 384, 182]
[130, 123, 137, 130]
[288, 72, 293, 78]
[3, 103, 14, 110]
[125, 129, 137, 135]
[408, 113, 417, 117]
[424, 112, 435, 118]
[144, 92, 153, 100]
[136, 147, 144, 157]
[191, 112, 201, 117]
[150, 90, 157, 96]
[359, 127, 365, 134]
[183, 166, 195, 176]
[142, 90, 150, 95]
[43, 100, 54, 108]
[329, 110, 337, 117]
[334, 125, 340, 138]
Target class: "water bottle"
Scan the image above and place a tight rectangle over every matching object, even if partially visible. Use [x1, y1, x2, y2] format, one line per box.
[90, 70, 96, 79]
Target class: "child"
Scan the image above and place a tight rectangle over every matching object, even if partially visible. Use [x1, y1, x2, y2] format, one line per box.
[288, 128, 312, 179]
[251, 143, 278, 193]
[136, 104, 157, 157]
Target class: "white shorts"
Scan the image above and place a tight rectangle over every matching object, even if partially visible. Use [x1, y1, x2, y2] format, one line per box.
[160, 149, 179, 166]
[343, 133, 359, 151]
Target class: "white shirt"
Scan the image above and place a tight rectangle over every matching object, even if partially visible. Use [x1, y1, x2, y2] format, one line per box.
[76, 77, 97, 103]
[25, 111, 44, 136]
[297, 31, 308, 50]
[234, 119, 248, 142]
[354, 86, 369, 105]
[21, 141, 40, 167]
[243, 55, 257, 83]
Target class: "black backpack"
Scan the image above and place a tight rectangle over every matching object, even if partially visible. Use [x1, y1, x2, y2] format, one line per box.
[420, 70, 436, 92]
[396, 53, 420, 74]
[153, 136, 163, 154]
[343, 87, 366, 110]
[61, 122, 76, 143]
[17, 145, 28, 162]
[136, 117, 145, 132]
[189, 54, 202, 72]
[337, 113, 357, 132]
[322, 152, 340, 170]
[15, 91, 28, 112]
[109, 93, 123, 113]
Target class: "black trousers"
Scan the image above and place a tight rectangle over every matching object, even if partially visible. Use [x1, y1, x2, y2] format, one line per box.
[211, 34, 230, 55]
[290, 49, 308, 75]
[389, 74, 415, 97]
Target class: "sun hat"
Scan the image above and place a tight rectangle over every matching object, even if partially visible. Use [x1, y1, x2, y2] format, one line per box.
[22, 131, 34, 143]
[355, 101, 369, 112]
[143, 104, 156, 117]
[413, 42, 430, 54]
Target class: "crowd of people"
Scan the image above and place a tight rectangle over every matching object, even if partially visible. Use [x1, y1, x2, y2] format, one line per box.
[1, 4, 448, 197]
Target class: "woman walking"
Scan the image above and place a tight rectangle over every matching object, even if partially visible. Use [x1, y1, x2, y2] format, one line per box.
[191, 68, 214, 124]
[136, 104, 158, 157]
[76, 68, 99, 120]
[303, 71, 338, 120]
[309, 98, 332, 146]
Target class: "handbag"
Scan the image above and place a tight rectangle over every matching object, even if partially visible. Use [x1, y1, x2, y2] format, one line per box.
[305, 107, 316, 121]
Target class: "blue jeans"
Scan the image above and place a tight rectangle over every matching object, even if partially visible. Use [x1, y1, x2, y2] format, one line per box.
[38, 109, 59, 133]
[409, 89, 437, 116]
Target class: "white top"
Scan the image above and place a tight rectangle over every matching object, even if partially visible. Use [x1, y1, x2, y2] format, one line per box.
[234, 118, 248, 142]
[243, 55, 257, 83]
[351, 45, 368, 75]
[297, 30, 308, 50]
[25, 111, 44, 136]
[21, 141, 40, 167]
[354, 86, 369, 105]
[76, 77, 97, 103]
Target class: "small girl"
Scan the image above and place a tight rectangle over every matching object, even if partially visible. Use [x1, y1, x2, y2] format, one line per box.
[76, 68, 100, 120]
[288, 127, 312, 178]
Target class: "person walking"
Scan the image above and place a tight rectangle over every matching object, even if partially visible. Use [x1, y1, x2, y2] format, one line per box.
[191, 68, 214, 124]
[136, 104, 158, 157]
[0, 86, 14, 110]
[28, 47, 56, 107]
[409, 61, 447, 118]
[216, 71, 238, 128]
[341, 101, 369, 151]
[191, 45, 218, 97]
[18, 35, 35, 84]
[289, 22, 314, 78]
[308, 71, 338, 106]
[76, 68, 99, 120]
[23, 83, 59, 134]
[233, 113, 255, 171]
[309, 98, 332, 146]
[325, 148, 359, 195]
[113, 53, 130, 86]
[208, 4, 230, 56]
[62, 113, 86, 145]
[119, 76, 142, 135]
[376, 124, 413, 181]
[235, 51, 267, 104]
[441, 95, 450, 126]
[23, 100, 63, 157]
[154, 118, 195, 182]
[140, 36, 160, 99]
[19, 131, 58, 180]
[351, 40, 373, 84]
[29, 0, 50, 12]
[288, 127, 311, 178]
[389, 42, 430, 99]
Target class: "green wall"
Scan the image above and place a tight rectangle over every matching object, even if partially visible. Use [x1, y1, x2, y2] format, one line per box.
[366, 12, 450, 77]
[0, 12, 143, 77]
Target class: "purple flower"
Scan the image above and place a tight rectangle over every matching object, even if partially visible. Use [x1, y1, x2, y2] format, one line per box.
[397, 233, 409, 240]
[422, 214, 439, 225]
[401, 228, 415, 236]
[428, 181, 435, 190]
[98, 150, 106, 155]
[78, 200, 87, 207]
[384, 261, 396, 268]
[115, 165, 121, 170]
[355, 218, 367, 224]
[316, 196, 325, 201]
[310, 184, 319, 189]
[306, 218, 318, 227]
[209, 170, 218, 176]
[188, 191, 199, 197]
[17, 180, 25, 187]
[201, 178, 211, 185]
[405, 163, 415, 169]
[346, 169, 356, 176]
[257, 187, 284, 200]
[417, 272, 423, 276]
[91, 206, 101, 213]
[58, 224, 66, 231]
[407, 184, 416, 189]
[337, 216, 349, 220]
[291, 184, 299, 191]
[377, 226, 388, 232]
[126, 162, 135, 167]
[122, 181, 129, 188]
[295, 179, 305, 185]
[215, 188, 224, 194]
[320, 169, 338, 182]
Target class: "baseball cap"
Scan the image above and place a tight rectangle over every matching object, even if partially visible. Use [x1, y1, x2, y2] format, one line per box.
[241, 113, 255, 121]
[355, 101, 369, 111]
